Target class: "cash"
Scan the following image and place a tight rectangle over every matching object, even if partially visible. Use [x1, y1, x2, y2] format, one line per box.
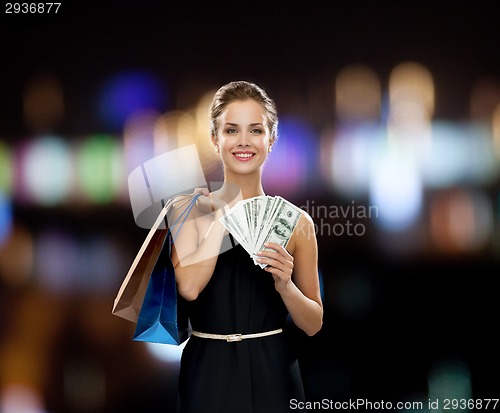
[220, 196, 303, 267]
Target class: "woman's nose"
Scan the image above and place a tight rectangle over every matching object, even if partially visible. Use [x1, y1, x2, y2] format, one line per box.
[237, 132, 250, 146]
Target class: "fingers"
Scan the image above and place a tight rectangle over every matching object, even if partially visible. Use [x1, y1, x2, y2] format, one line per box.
[193, 188, 211, 211]
[193, 187, 210, 196]
[256, 242, 293, 262]
[255, 242, 294, 278]
[193, 188, 229, 215]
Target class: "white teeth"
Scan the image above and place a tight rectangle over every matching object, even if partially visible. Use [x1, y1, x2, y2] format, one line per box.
[234, 153, 254, 158]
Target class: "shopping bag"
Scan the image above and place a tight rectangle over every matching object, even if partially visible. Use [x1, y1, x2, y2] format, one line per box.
[132, 193, 200, 345]
[131, 233, 188, 344]
[112, 228, 168, 322]
[112, 193, 200, 323]
[112, 200, 171, 323]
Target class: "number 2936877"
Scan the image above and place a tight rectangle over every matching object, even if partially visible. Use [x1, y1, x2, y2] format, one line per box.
[5, 3, 61, 13]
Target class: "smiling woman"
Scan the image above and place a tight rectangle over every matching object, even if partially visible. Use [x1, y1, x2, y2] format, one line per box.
[171, 81, 323, 413]
[213, 99, 273, 179]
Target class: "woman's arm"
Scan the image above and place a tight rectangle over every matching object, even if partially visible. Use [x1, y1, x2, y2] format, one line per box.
[171, 192, 228, 301]
[256, 212, 323, 336]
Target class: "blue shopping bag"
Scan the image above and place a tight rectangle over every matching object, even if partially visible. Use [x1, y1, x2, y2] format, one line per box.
[132, 194, 200, 345]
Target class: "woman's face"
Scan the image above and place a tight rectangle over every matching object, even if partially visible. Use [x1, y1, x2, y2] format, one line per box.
[214, 99, 273, 175]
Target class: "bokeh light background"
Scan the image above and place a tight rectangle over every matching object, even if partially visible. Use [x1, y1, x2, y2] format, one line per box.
[1, 2, 499, 412]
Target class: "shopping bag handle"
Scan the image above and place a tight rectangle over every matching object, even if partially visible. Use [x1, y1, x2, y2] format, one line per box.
[167, 193, 202, 245]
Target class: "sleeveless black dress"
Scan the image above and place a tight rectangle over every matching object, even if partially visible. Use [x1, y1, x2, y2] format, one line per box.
[177, 235, 305, 413]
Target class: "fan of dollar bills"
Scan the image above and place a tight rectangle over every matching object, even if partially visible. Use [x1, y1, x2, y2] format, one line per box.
[219, 195, 303, 268]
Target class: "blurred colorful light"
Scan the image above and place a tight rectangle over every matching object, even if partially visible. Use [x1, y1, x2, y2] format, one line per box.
[23, 73, 64, 132]
[80, 235, 129, 294]
[0, 224, 34, 286]
[123, 110, 159, 174]
[428, 358, 472, 402]
[493, 103, 500, 159]
[0, 141, 13, 195]
[20, 136, 73, 206]
[329, 125, 384, 197]
[389, 61, 434, 120]
[469, 78, 500, 120]
[0, 384, 47, 413]
[98, 70, 167, 131]
[146, 340, 188, 363]
[335, 64, 381, 124]
[34, 228, 80, 293]
[153, 110, 196, 154]
[421, 121, 498, 188]
[262, 117, 318, 197]
[0, 192, 12, 245]
[76, 134, 124, 204]
[369, 148, 423, 231]
[192, 90, 220, 174]
[429, 188, 493, 254]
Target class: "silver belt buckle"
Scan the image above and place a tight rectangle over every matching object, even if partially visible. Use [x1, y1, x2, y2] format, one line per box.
[226, 334, 242, 342]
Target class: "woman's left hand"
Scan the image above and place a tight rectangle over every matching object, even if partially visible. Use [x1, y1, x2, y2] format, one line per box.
[255, 242, 294, 292]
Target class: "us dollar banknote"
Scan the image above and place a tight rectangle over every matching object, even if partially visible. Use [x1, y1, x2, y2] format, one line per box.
[252, 197, 303, 267]
[219, 195, 303, 267]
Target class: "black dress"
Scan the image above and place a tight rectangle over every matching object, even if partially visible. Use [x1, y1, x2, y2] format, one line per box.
[177, 235, 305, 413]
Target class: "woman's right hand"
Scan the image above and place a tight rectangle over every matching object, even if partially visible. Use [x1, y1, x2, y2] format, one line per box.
[193, 188, 228, 215]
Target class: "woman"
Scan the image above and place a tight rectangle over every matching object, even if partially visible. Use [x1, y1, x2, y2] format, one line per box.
[171, 80, 323, 412]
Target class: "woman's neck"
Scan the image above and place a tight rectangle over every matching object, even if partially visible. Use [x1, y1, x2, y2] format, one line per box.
[218, 169, 265, 202]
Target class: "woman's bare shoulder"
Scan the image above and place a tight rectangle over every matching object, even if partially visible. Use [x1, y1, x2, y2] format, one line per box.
[288, 209, 316, 254]
[296, 208, 315, 235]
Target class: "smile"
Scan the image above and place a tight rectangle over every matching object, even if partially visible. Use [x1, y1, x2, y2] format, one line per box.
[232, 152, 256, 161]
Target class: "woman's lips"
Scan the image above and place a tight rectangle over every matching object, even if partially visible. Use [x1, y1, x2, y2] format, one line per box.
[232, 152, 256, 162]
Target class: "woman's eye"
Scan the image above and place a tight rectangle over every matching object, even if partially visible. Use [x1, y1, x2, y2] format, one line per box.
[251, 129, 263, 134]
[226, 128, 238, 134]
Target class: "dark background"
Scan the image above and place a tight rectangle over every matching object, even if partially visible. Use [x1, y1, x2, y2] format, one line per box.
[1, 1, 499, 412]
[2, 1, 500, 132]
